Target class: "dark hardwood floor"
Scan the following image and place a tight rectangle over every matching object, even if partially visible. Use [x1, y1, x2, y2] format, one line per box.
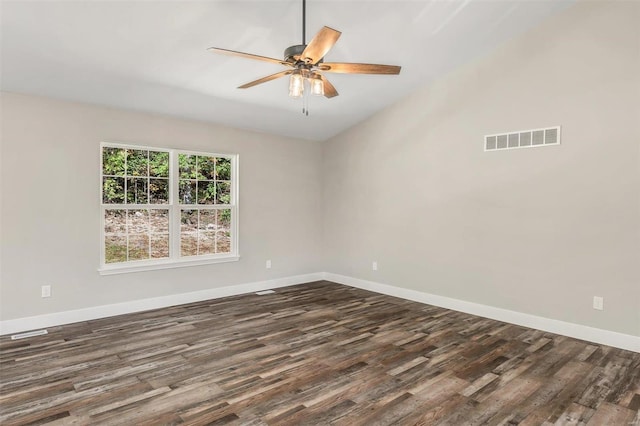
[1, 281, 639, 425]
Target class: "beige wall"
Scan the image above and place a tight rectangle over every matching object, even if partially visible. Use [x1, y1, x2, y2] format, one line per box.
[0, 92, 323, 320]
[323, 1, 640, 337]
[1, 1, 638, 339]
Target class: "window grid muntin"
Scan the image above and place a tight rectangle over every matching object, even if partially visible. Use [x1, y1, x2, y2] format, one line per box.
[103, 206, 171, 264]
[178, 153, 232, 205]
[102, 146, 170, 205]
[179, 206, 233, 257]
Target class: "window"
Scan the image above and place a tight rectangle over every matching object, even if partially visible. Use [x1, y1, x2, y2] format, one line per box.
[100, 143, 238, 274]
[177, 153, 233, 257]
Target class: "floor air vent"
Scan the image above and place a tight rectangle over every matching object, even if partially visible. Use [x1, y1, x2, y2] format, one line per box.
[11, 330, 48, 340]
[485, 126, 560, 152]
[255, 290, 275, 295]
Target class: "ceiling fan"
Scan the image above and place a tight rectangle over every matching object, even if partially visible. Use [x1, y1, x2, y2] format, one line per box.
[208, 0, 401, 114]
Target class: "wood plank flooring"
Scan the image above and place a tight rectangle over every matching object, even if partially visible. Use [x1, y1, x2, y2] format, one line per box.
[1, 281, 639, 425]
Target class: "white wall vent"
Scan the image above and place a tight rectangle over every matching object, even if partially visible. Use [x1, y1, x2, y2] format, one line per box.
[485, 126, 560, 152]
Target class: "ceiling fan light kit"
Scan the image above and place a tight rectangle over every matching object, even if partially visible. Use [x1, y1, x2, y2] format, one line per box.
[208, 0, 401, 115]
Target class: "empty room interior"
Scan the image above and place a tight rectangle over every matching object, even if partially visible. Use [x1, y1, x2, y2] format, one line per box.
[1, 0, 639, 424]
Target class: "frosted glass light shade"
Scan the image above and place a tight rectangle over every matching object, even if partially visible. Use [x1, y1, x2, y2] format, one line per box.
[289, 72, 304, 98]
[310, 75, 324, 96]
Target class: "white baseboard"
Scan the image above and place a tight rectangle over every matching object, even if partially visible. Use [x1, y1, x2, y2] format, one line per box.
[0, 273, 324, 336]
[3, 271, 638, 353]
[324, 272, 640, 353]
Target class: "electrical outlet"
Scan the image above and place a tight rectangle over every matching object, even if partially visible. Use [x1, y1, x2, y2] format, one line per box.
[593, 296, 603, 310]
[266, 260, 272, 269]
[372, 261, 378, 271]
[41, 285, 51, 298]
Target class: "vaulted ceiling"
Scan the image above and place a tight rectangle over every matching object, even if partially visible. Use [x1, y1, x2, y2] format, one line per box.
[0, 0, 574, 141]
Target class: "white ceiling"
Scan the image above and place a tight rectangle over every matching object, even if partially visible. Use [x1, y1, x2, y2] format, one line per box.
[1, 0, 574, 141]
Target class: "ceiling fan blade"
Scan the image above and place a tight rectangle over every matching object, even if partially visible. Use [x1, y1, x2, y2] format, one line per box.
[208, 47, 293, 67]
[238, 70, 293, 89]
[301, 26, 341, 65]
[319, 63, 401, 75]
[321, 75, 339, 98]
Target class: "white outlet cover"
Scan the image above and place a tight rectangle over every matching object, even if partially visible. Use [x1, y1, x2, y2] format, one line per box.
[372, 261, 378, 271]
[41, 285, 51, 298]
[593, 296, 604, 310]
[266, 260, 272, 269]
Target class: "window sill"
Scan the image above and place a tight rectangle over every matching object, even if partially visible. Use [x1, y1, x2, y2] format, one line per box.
[98, 255, 240, 275]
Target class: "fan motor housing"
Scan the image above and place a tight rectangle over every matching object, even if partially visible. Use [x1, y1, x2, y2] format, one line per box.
[284, 44, 323, 65]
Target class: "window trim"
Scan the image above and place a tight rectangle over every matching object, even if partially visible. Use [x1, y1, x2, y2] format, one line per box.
[98, 142, 239, 275]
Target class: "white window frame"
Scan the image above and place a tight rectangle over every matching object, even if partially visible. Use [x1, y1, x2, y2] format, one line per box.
[99, 142, 239, 275]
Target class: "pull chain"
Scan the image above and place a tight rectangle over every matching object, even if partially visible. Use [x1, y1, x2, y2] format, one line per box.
[302, 77, 310, 116]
